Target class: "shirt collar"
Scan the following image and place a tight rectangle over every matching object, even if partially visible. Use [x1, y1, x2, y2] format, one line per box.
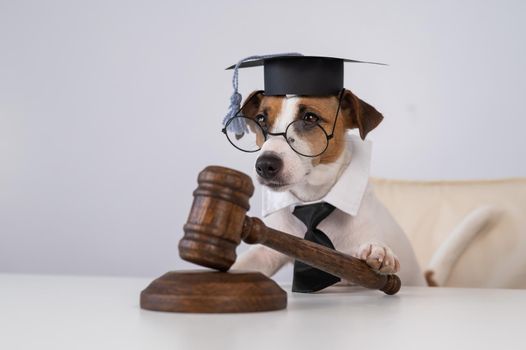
[261, 134, 372, 217]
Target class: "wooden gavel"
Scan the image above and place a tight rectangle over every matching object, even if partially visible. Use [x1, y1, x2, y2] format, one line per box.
[179, 166, 401, 295]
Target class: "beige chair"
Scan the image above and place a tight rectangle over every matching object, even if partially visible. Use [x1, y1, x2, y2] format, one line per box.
[371, 178, 526, 289]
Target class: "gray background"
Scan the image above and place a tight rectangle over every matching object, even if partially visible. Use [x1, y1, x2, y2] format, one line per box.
[1, 0, 525, 281]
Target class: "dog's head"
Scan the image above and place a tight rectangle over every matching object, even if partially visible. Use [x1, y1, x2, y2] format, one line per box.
[241, 89, 383, 200]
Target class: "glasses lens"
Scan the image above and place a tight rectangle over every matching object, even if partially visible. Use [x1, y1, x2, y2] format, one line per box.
[224, 116, 266, 152]
[286, 120, 329, 157]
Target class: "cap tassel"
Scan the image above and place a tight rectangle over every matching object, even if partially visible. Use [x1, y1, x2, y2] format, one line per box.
[223, 90, 245, 135]
[223, 53, 303, 135]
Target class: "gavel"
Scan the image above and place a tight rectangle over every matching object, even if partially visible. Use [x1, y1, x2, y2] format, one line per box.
[179, 166, 401, 295]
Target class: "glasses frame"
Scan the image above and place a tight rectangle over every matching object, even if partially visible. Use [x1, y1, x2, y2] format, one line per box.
[222, 89, 345, 157]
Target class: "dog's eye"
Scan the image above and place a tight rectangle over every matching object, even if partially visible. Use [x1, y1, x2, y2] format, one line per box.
[256, 114, 268, 128]
[302, 113, 319, 125]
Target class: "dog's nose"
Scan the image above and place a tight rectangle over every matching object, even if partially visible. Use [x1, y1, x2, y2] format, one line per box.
[256, 154, 283, 180]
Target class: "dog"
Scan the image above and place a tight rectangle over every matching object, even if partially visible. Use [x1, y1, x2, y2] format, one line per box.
[230, 89, 427, 287]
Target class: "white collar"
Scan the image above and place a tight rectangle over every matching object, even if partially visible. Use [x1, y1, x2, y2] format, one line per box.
[261, 134, 372, 217]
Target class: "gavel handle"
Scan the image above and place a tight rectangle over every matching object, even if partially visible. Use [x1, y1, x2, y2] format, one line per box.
[242, 216, 401, 295]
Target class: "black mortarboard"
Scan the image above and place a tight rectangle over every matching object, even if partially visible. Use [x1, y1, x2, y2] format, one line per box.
[222, 53, 384, 133]
[226, 55, 384, 96]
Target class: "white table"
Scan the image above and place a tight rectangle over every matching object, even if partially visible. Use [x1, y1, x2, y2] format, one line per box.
[0, 273, 523, 350]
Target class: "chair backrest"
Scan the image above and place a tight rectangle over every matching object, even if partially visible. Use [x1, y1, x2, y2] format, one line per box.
[371, 177, 526, 288]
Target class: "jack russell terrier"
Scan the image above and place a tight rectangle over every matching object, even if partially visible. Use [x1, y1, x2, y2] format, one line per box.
[230, 89, 427, 287]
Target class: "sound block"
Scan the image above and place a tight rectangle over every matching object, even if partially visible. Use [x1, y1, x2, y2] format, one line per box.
[140, 270, 287, 313]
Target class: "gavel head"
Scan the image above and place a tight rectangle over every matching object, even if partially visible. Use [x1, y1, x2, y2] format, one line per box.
[179, 166, 254, 271]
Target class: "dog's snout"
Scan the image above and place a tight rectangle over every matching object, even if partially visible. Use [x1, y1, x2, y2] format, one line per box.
[256, 154, 283, 180]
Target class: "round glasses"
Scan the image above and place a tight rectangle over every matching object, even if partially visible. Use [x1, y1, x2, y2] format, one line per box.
[222, 90, 344, 157]
[223, 116, 331, 157]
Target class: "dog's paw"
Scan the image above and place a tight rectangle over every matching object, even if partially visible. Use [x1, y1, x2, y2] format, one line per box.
[354, 242, 400, 274]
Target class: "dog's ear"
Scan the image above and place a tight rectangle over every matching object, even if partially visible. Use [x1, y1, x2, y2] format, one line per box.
[341, 89, 384, 140]
[240, 90, 264, 118]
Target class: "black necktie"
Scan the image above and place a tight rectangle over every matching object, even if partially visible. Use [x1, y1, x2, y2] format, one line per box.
[292, 202, 341, 293]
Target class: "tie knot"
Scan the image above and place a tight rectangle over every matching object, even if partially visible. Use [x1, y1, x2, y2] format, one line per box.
[292, 202, 336, 229]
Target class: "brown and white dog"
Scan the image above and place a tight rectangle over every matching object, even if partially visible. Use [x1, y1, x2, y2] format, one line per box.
[231, 89, 427, 286]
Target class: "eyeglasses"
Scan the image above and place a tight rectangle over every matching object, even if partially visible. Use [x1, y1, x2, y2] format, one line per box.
[222, 89, 345, 157]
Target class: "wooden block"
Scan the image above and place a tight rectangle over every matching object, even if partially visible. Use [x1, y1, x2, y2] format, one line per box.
[140, 270, 287, 313]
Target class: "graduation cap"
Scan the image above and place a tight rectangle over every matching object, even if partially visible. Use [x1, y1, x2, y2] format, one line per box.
[222, 53, 385, 133]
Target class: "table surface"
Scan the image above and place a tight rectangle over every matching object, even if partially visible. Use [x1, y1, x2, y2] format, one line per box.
[1, 273, 524, 350]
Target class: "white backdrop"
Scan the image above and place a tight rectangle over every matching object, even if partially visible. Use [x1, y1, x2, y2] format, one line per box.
[1, 0, 525, 280]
